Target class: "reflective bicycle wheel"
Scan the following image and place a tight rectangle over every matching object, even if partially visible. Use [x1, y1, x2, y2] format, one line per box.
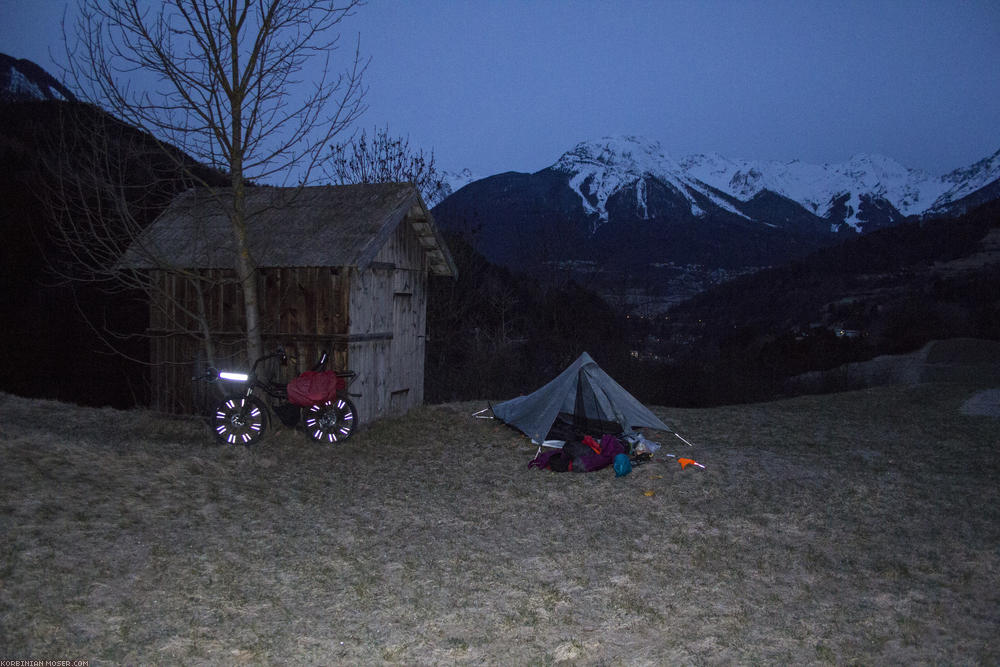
[212, 395, 268, 445]
[304, 396, 357, 443]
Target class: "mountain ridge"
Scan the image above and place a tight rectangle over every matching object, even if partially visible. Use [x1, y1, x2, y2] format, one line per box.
[4, 52, 995, 228]
[432, 136, 1000, 314]
[536, 136, 1000, 232]
[0, 53, 76, 103]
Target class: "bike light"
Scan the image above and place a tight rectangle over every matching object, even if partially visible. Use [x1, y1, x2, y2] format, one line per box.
[219, 371, 250, 382]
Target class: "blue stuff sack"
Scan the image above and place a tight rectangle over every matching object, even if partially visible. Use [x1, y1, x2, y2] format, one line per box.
[613, 453, 632, 477]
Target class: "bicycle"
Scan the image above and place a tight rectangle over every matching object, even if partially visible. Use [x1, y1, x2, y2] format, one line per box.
[196, 347, 359, 446]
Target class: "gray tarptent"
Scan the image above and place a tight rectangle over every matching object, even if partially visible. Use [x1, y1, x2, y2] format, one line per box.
[491, 352, 672, 443]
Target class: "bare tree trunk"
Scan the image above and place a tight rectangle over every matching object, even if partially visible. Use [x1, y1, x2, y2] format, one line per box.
[230, 180, 264, 363]
[179, 269, 218, 370]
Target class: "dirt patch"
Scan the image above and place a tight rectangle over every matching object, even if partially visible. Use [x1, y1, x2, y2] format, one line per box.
[1, 385, 998, 664]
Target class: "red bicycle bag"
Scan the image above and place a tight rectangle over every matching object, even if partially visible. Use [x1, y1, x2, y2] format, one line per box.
[286, 370, 346, 407]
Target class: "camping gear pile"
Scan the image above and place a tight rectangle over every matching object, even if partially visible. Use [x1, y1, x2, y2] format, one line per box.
[526, 432, 672, 475]
[487, 352, 703, 475]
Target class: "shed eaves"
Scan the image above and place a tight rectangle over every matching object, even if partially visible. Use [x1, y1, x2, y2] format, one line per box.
[119, 183, 456, 276]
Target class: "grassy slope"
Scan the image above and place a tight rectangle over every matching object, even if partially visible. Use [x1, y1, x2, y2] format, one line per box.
[1, 384, 997, 664]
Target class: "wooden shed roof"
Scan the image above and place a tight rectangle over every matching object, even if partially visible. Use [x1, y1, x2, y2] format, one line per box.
[119, 183, 457, 276]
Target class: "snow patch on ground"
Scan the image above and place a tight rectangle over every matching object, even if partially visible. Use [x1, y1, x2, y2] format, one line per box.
[960, 389, 1000, 417]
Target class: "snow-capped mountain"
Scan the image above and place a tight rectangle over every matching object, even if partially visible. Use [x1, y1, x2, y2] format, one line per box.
[923, 148, 1000, 216]
[0, 53, 76, 103]
[553, 136, 750, 229]
[549, 136, 1000, 233]
[424, 167, 478, 208]
[679, 151, 942, 223]
[432, 135, 1000, 313]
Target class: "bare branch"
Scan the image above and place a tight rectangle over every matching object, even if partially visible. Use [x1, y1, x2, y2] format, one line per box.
[328, 124, 443, 204]
[54, 0, 369, 365]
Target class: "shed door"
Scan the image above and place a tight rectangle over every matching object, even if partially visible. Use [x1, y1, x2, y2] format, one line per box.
[383, 267, 426, 415]
[391, 291, 416, 395]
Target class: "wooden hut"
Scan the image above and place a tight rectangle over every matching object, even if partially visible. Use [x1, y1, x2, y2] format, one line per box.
[119, 183, 457, 423]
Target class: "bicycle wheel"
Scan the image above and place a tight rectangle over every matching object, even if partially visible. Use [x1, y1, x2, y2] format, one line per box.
[304, 396, 357, 443]
[212, 395, 268, 445]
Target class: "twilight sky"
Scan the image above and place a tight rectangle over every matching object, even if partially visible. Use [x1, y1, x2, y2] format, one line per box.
[3, 0, 999, 178]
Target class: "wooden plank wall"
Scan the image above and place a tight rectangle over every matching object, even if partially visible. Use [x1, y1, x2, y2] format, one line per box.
[348, 216, 430, 421]
[261, 266, 350, 383]
[150, 267, 351, 414]
[388, 216, 430, 412]
[346, 266, 393, 423]
[346, 338, 390, 423]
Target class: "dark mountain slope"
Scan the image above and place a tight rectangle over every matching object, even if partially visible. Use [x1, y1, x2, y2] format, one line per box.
[431, 169, 595, 270]
[434, 168, 834, 276]
[0, 53, 76, 102]
[424, 233, 635, 403]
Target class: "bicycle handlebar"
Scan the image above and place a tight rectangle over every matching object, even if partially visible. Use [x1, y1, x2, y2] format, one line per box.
[193, 347, 342, 383]
[250, 348, 286, 375]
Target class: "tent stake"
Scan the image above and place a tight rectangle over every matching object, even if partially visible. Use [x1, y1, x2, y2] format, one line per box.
[673, 432, 697, 447]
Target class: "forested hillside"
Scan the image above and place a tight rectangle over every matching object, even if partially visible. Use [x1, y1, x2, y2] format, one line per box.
[647, 200, 1000, 405]
[0, 100, 224, 406]
[425, 199, 1000, 407]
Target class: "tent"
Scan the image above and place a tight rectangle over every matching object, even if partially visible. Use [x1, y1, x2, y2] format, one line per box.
[491, 352, 672, 444]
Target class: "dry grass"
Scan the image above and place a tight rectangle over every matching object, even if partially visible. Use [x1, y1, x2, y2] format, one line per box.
[1, 382, 998, 664]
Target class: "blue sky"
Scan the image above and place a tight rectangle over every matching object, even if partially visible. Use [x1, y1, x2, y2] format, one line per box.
[3, 0, 999, 177]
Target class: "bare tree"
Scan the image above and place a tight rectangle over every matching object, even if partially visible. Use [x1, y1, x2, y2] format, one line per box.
[60, 0, 368, 363]
[328, 125, 442, 204]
